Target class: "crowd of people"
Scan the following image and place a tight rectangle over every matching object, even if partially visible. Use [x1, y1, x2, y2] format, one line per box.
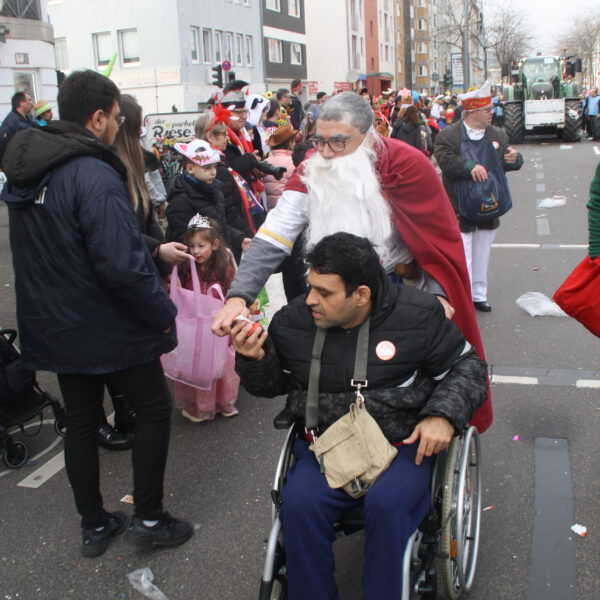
[0, 69, 598, 599]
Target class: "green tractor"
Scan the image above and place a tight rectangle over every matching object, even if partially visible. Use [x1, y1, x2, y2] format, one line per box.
[502, 56, 582, 144]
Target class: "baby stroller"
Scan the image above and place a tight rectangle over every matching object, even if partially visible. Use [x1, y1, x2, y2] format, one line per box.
[0, 328, 66, 469]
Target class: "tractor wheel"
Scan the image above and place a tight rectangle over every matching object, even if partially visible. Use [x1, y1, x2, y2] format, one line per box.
[562, 99, 583, 142]
[503, 103, 525, 144]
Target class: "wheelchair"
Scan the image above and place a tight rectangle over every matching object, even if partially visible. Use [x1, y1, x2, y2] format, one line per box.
[258, 413, 482, 600]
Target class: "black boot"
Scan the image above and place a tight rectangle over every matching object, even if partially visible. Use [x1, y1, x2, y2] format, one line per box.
[98, 421, 132, 451]
[111, 394, 137, 435]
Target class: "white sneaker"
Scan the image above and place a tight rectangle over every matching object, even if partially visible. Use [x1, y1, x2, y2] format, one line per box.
[220, 408, 239, 418]
[181, 409, 210, 423]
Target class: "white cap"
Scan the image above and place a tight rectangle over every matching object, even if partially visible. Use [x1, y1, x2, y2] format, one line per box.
[173, 139, 220, 167]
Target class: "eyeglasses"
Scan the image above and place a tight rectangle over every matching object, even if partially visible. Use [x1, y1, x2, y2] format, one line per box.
[311, 134, 364, 153]
[472, 106, 493, 114]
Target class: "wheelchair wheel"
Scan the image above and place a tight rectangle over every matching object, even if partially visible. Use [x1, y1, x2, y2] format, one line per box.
[439, 427, 482, 599]
[3, 440, 28, 469]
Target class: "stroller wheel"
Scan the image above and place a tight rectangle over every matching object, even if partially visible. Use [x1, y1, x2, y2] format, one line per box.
[3, 440, 28, 469]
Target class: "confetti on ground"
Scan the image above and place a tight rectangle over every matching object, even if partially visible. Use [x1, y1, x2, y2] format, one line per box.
[532, 267, 540, 271]
[570, 524, 587, 537]
[120, 494, 134, 504]
[513, 435, 520, 441]
[483, 505, 495, 512]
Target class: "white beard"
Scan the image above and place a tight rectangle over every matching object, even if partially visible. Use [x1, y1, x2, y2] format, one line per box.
[302, 135, 392, 251]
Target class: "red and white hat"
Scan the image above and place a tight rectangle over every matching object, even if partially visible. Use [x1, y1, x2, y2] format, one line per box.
[458, 80, 492, 111]
[173, 139, 220, 167]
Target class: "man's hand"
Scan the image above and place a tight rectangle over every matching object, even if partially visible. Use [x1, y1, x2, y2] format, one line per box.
[436, 296, 455, 319]
[504, 146, 518, 164]
[242, 237, 252, 252]
[231, 320, 268, 360]
[470, 164, 488, 182]
[157, 242, 188, 265]
[212, 297, 249, 336]
[403, 416, 455, 466]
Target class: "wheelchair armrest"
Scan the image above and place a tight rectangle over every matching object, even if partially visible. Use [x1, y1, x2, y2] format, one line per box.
[273, 408, 296, 430]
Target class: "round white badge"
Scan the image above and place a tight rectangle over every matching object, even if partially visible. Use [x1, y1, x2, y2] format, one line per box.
[376, 340, 396, 361]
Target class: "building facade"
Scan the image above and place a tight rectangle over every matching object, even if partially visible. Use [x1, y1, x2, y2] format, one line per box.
[47, 0, 264, 115]
[304, 0, 362, 97]
[262, 0, 307, 95]
[0, 0, 57, 117]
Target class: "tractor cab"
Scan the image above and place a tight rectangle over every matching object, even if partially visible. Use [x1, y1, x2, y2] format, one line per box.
[521, 57, 560, 100]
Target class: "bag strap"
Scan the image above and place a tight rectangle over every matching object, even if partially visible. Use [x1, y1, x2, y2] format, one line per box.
[305, 326, 326, 429]
[305, 316, 370, 430]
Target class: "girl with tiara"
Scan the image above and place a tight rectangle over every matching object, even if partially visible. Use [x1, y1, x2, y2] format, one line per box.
[173, 214, 240, 422]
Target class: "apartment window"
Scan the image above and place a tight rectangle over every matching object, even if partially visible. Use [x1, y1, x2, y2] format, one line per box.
[419, 64, 428, 76]
[267, 38, 283, 63]
[235, 34, 243, 65]
[223, 32, 233, 61]
[214, 31, 223, 62]
[397, 59, 403, 74]
[418, 18, 426, 30]
[244, 35, 253, 65]
[54, 37, 68, 71]
[288, 0, 300, 17]
[418, 42, 427, 54]
[243, 0, 250, 5]
[418, 0, 425, 6]
[290, 42, 302, 65]
[202, 29, 212, 63]
[190, 27, 200, 63]
[118, 29, 139, 65]
[360, 37, 364, 56]
[92, 32, 112, 67]
[266, 0, 280, 10]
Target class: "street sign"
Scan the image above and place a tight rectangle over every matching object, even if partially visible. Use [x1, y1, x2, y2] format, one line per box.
[450, 53, 464, 87]
[222, 60, 232, 72]
[431, 72, 439, 82]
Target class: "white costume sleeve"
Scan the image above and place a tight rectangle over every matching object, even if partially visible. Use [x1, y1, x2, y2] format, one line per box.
[255, 189, 309, 255]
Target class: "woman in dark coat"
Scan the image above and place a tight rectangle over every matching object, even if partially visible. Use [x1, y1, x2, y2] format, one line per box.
[391, 105, 424, 152]
[97, 94, 188, 450]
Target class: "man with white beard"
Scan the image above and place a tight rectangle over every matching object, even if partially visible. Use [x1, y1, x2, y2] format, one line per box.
[213, 91, 492, 432]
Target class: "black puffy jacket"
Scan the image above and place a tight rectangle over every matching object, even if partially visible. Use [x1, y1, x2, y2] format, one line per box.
[1, 121, 177, 374]
[236, 271, 488, 443]
[165, 173, 249, 260]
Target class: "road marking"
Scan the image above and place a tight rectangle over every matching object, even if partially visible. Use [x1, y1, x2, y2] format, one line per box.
[536, 183, 546, 192]
[491, 243, 587, 250]
[491, 367, 600, 387]
[536, 218, 550, 235]
[576, 380, 600, 389]
[491, 375, 539, 385]
[17, 450, 65, 489]
[527, 438, 575, 600]
[535, 172, 544, 179]
[593, 146, 600, 155]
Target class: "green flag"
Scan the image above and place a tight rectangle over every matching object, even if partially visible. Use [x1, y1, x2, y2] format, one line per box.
[103, 52, 118, 78]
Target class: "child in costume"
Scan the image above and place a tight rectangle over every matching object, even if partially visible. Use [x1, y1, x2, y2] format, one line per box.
[174, 214, 240, 422]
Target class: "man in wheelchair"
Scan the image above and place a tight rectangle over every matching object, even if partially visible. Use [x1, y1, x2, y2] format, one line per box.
[232, 233, 488, 600]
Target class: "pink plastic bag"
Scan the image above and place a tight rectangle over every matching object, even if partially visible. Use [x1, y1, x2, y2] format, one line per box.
[161, 257, 229, 390]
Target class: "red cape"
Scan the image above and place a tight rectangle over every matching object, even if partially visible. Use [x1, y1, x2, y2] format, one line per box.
[286, 136, 493, 433]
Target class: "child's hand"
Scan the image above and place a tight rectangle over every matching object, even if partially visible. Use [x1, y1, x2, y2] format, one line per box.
[231, 320, 268, 360]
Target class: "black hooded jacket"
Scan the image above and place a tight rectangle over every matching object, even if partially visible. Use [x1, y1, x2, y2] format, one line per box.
[0, 121, 176, 374]
[236, 270, 488, 444]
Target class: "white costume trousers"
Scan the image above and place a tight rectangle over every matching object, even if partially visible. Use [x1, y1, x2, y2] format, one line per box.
[461, 229, 497, 302]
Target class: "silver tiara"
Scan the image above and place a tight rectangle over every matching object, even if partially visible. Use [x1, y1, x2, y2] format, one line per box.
[187, 214, 212, 229]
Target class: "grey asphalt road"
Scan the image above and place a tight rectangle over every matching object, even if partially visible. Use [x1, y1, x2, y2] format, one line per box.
[1, 133, 599, 600]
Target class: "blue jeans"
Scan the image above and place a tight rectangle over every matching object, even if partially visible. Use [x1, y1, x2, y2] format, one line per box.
[280, 439, 431, 600]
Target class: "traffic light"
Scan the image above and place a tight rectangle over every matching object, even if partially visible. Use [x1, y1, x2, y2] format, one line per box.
[227, 71, 236, 83]
[443, 72, 453, 88]
[211, 64, 223, 88]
